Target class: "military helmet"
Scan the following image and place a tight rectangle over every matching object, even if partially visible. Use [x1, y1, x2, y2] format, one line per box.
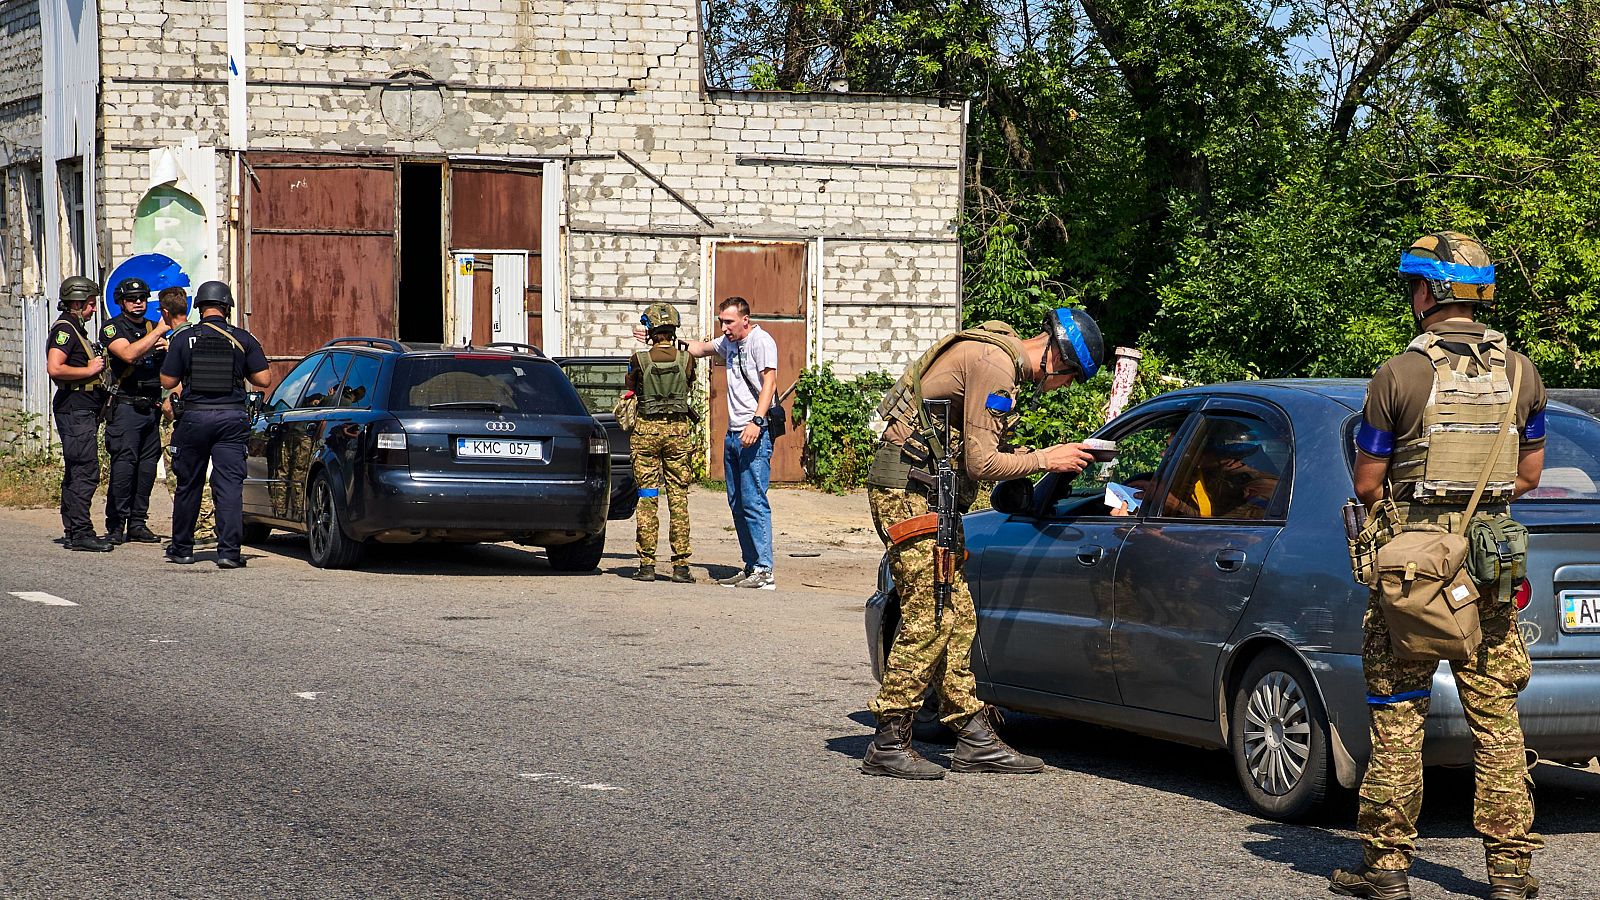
[1044, 307, 1105, 380]
[1399, 231, 1494, 305]
[193, 280, 235, 311]
[640, 302, 680, 333]
[114, 277, 152, 303]
[58, 275, 100, 310]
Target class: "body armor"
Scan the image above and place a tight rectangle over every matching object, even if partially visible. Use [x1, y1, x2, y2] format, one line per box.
[875, 321, 1023, 433]
[636, 344, 691, 417]
[49, 316, 104, 392]
[1391, 330, 1519, 503]
[188, 323, 242, 396]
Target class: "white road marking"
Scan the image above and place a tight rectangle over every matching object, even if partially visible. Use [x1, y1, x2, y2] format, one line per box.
[148, 640, 180, 644]
[9, 591, 76, 607]
[293, 691, 324, 700]
[517, 772, 625, 792]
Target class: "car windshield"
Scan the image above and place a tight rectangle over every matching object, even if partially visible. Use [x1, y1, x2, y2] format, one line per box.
[389, 355, 587, 416]
[560, 360, 629, 415]
[1523, 411, 1600, 501]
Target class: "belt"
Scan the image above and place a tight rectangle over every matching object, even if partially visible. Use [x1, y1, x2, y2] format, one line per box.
[187, 403, 245, 411]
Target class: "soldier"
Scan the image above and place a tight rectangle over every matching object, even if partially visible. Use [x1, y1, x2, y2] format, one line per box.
[627, 303, 697, 583]
[159, 281, 270, 569]
[156, 287, 216, 547]
[101, 277, 172, 544]
[44, 276, 114, 552]
[1330, 232, 1546, 900]
[862, 307, 1105, 779]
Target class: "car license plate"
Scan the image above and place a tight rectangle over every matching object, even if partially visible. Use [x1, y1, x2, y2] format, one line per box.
[1559, 590, 1600, 633]
[455, 437, 545, 461]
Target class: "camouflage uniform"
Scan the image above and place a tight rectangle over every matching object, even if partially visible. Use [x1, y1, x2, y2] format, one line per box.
[162, 417, 216, 544]
[867, 486, 985, 725]
[632, 415, 693, 567]
[1358, 503, 1542, 876]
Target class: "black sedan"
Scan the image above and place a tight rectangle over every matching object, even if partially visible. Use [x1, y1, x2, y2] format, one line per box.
[243, 339, 612, 570]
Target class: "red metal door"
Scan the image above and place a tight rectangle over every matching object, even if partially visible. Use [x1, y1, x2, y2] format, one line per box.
[244, 152, 398, 386]
[449, 166, 543, 349]
[709, 242, 807, 483]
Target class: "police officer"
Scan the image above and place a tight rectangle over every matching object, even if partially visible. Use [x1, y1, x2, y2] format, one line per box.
[1330, 232, 1545, 900]
[861, 307, 1104, 779]
[101, 277, 172, 544]
[628, 302, 696, 584]
[45, 276, 114, 552]
[159, 280, 270, 569]
[156, 286, 217, 547]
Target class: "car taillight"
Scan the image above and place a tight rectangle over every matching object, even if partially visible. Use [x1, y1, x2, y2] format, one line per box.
[589, 435, 610, 456]
[1514, 578, 1532, 611]
[372, 419, 409, 465]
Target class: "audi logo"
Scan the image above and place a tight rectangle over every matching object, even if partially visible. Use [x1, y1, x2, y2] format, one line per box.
[484, 421, 517, 432]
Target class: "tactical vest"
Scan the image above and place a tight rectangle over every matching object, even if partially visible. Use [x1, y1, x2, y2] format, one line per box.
[635, 343, 691, 417]
[188, 323, 244, 396]
[49, 316, 104, 392]
[875, 321, 1024, 433]
[1391, 330, 1520, 503]
[111, 316, 160, 394]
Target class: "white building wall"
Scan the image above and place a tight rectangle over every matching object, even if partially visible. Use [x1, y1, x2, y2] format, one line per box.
[0, 0, 44, 439]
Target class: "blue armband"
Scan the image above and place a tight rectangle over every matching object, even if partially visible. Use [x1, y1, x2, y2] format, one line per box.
[1367, 689, 1430, 706]
[1355, 421, 1394, 457]
[1523, 409, 1546, 441]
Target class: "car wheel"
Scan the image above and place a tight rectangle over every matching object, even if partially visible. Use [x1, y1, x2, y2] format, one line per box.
[241, 521, 272, 544]
[305, 473, 363, 569]
[1229, 647, 1332, 822]
[546, 525, 606, 572]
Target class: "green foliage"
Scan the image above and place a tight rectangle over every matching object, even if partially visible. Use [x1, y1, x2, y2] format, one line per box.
[791, 364, 894, 493]
[1010, 347, 1187, 451]
[0, 412, 61, 509]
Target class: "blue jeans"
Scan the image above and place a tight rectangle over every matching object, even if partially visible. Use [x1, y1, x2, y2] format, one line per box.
[724, 429, 773, 571]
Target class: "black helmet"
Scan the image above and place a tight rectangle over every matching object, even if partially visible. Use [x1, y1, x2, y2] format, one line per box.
[114, 277, 152, 303]
[194, 280, 235, 311]
[1044, 307, 1106, 380]
[57, 275, 100, 311]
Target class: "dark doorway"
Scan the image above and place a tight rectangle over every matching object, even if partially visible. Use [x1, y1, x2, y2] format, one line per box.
[398, 163, 443, 343]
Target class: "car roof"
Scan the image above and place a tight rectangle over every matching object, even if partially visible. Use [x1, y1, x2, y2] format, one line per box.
[1153, 377, 1591, 418]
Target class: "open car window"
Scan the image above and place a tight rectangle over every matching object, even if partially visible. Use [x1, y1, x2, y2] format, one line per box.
[1154, 413, 1291, 521]
[1043, 412, 1192, 518]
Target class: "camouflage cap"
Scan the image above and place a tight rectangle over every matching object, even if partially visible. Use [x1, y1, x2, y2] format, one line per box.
[640, 302, 680, 332]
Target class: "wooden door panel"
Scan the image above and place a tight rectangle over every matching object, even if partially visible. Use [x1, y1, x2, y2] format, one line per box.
[449, 167, 544, 352]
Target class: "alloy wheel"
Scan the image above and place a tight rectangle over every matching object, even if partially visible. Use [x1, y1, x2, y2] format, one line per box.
[1241, 670, 1313, 796]
[308, 479, 333, 560]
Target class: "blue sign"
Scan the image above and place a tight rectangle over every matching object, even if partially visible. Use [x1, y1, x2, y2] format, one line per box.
[103, 253, 191, 321]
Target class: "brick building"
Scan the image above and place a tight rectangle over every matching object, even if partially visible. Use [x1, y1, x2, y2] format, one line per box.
[0, 0, 964, 479]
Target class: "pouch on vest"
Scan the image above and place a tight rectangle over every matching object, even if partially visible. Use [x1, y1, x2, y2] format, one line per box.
[1467, 511, 1529, 604]
[1375, 529, 1482, 661]
[612, 391, 638, 433]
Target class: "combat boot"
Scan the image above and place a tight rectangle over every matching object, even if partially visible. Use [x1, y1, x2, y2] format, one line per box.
[633, 564, 656, 582]
[861, 714, 945, 780]
[950, 706, 1045, 774]
[1488, 864, 1538, 900]
[125, 522, 160, 543]
[1328, 866, 1412, 899]
[66, 532, 115, 552]
[671, 565, 694, 584]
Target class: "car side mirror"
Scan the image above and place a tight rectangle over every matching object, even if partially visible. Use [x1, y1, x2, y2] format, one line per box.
[990, 478, 1035, 516]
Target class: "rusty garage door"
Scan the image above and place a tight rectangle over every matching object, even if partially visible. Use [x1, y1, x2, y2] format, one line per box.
[709, 241, 807, 483]
[244, 152, 398, 385]
[449, 166, 542, 348]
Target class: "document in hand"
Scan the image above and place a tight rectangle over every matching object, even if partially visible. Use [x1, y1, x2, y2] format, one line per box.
[1105, 482, 1142, 513]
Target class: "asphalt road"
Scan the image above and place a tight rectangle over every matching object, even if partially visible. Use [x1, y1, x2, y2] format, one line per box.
[3, 498, 1598, 899]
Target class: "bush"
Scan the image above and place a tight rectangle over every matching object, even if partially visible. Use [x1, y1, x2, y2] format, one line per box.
[0, 412, 61, 509]
[792, 365, 894, 493]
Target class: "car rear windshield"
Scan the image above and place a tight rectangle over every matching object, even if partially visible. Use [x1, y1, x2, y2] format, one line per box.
[561, 360, 629, 415]
[389, 355, 587, 416]
[1524, 411, 1600, 501]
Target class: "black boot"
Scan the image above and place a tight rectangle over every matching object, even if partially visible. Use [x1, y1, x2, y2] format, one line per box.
[126, 522, 161, 543]
[861, 714, 945, 780]
[66, 532, 115, 552]
[1488, 868, 1538, 900]
[1329, 866, 1412, 899]
[633, 564, 656, 582]
[951, 706, 1044, 774]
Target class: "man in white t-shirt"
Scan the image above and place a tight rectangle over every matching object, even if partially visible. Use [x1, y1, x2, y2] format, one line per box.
[684, 296, 779, 589]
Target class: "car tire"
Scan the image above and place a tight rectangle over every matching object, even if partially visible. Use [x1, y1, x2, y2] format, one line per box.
[241, 521, 272, 544]
[305, 473, 363, 569]
[1229, 647, 1332, 822]
[546, 526, 606, 572]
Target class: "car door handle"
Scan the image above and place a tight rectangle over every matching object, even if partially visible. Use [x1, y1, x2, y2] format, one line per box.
[340, 424, 363, 439]
[1076, 544, 1105, 567]
[1215, 549, 1247, 572]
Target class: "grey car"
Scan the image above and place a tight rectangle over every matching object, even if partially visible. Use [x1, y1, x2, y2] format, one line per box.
[865, 379, 1600, 820]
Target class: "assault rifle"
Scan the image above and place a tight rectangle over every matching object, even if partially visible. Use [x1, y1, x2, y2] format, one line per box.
[907, 398, 959, 628]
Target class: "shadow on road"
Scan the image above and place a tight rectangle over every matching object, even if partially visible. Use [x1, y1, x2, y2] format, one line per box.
[250, 535, 607, 576]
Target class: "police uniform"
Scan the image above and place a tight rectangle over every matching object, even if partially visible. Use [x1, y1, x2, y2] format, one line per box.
[102, 309, 166, 540]
[859, 309, 1103, 780]
[160, 303, 268, 566]
[629, 338, 695, 582]
[159, 320, 216, 546]
[47, 310, 107, 548]
[1333, 232, 1545, 900]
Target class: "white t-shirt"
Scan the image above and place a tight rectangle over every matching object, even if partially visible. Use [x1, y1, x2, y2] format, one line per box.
[714, 324, 778, 429]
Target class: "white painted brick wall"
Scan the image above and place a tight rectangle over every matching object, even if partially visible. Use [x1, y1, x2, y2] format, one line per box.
[0, 0, 43, 423]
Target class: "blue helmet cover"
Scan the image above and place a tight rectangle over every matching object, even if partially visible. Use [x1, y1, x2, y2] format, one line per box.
[1053, 307, 1099, 379]
[1397, 254, 1495, 286]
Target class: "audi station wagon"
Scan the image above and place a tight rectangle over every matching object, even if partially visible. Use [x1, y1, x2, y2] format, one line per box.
[866, 380, 1600, 820]
[242, 339, 612, 570]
